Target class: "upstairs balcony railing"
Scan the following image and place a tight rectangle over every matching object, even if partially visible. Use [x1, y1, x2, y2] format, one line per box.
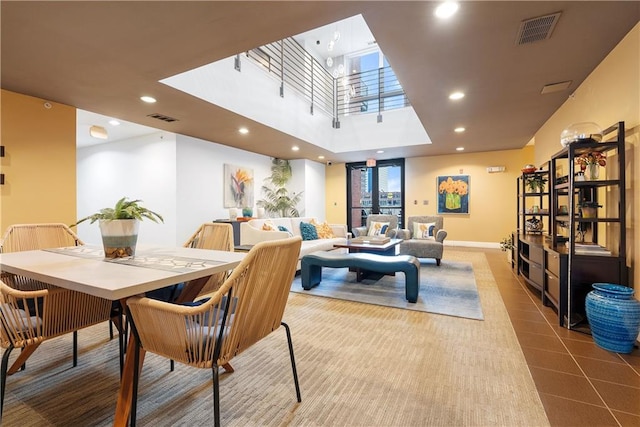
[245, 37, 410, 126]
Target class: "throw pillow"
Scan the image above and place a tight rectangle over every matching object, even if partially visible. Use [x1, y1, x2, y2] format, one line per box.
[261, 220, 276, 231]
[277, 225, 294, 236]
[299, 221, 319, 241]
[367, 221, 390, 237]
[413, 222, 436, 240]
[311, 219, 335, 239]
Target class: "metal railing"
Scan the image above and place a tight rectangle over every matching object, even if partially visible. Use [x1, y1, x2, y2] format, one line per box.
[245, 37, 410, 124]
[336, 66, 410, 117]
[246, 38, 335, 116]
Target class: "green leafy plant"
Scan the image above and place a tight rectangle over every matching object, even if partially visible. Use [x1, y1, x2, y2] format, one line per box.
[525, 174, 548, 192]
[257, 158, 303, 217]
[500, 235, 514, 252]
[72, 197, 164, 226]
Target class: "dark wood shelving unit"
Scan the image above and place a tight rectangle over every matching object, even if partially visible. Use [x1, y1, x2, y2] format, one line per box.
[547, 121, 628, 330]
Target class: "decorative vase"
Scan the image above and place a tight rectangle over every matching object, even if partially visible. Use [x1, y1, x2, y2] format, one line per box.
[585, 283, 640, 354]
[242, 207, 253, 218]
[229, 208, 238, 220]
[586, 163, 599, 180]
[445, 193, 461, 210]
[99, 219, 140, 259]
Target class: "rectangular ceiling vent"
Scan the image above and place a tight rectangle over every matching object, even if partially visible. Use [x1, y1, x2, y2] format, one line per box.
[147, 113, 178, 123]
[516, 12, 561, 45]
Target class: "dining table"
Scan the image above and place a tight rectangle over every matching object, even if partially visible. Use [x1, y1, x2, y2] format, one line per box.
[0, 244, 246, 426]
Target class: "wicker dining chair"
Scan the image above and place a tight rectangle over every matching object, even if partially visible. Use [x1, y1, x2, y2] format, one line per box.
[0, 224, 112, 370]
[0, 277, 112, 418]
[126, 236, 303, 426]
[179, 222, 235, 301]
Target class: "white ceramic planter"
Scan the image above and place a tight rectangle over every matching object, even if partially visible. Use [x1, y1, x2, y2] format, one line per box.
[99, 219, 140, 258]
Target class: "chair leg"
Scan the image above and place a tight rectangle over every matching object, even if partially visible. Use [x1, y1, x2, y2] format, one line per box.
[130, 335, 141, 427]
[1, 346, 15, 420]
[281, 322, 301, 402]
[72, 331, 78, 367]
[436, 258, 441, 266]
[212, 363, 221, 427]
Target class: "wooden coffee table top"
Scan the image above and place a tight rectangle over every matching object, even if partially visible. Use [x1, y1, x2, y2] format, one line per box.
[333, 238, 403, 251]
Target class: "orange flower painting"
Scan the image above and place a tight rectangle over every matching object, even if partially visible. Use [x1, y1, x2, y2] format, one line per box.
[437, 175, 470, 214]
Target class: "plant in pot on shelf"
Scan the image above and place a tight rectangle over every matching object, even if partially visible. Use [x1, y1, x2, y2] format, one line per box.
[525, 174, 548, 193]
[73, 197, 163, 258]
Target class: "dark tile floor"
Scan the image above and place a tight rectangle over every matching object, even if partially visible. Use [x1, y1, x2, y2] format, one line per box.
[484, 249, 640, 427]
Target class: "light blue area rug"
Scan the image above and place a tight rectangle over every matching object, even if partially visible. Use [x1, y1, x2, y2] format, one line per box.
[291, 260, 484, 320]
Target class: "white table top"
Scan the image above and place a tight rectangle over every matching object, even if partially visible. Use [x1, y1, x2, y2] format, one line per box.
[0, 245, 245, 300]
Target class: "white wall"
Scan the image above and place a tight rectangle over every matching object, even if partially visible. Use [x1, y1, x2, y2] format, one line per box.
[77, 132, 323, 246]
[175, 135, 273, 242]
[76, 132, 177, 246]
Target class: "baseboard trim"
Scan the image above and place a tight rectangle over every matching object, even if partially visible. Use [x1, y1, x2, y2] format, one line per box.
[445, 240, 501, 249]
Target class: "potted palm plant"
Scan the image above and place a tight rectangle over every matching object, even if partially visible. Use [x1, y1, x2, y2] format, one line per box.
[73, 197, 163, 258]
[257, 158, 303, 217]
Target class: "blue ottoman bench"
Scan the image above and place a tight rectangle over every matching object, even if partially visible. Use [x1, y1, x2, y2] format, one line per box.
[301, 252, 421, 303]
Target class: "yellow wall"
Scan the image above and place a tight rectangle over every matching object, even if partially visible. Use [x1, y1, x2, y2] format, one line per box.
[0, 90, 77, 232]
[533, 23, 639, 289]
[325, 146, 535, 244]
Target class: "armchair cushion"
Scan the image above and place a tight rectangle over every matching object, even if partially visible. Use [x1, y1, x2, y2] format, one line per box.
[413, 222, 436, 240]
[367, 221, 390, 237]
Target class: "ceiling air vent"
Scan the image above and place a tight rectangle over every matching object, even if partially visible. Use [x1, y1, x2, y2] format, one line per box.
[516, 12, 561, 45]
[147, 113, 178, 123]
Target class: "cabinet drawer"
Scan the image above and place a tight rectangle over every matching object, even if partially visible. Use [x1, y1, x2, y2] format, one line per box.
[546, 251, 560, 277]
[529, 245, 543, 265]
[546, 273, 560, 303]
[529, 262, 544, 286]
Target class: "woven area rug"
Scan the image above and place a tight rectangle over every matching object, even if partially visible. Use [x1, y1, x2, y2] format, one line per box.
[2, 249, 549, 426]
[291, 259, 484, 320]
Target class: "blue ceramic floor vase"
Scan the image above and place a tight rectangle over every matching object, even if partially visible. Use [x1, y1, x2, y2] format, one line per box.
[585, 283, 640, 354]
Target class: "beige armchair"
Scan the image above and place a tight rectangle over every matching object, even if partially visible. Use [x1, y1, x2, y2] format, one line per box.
[126, 236, 303, 426]
[352, 214, 399, 238]
[396, 216, 447, 266]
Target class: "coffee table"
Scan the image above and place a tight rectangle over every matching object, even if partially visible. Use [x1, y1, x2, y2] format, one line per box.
[333, 238, 403, 280]
[333, 238, 403, 256]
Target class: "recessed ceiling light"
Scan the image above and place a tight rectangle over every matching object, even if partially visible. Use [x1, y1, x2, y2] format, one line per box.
[140, 96, 156, 103]
[454, 127, 466, 133]
[318, 155, 325, 160]
[238, 127, 249, 134]
[292, 146, 300, 151]
[449, 91, 465, 100]
[435, 2, 459, 19]
[376, 150, 384, 154]
[108, 120, 121, 126]
[456, 147, 465, 151]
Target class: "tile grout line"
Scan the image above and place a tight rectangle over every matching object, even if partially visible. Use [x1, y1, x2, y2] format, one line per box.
[502, 264, 624, 427]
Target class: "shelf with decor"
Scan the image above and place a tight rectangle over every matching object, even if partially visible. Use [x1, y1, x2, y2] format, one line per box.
[515, 165, 550, 301]
[548, 121, 628, 331]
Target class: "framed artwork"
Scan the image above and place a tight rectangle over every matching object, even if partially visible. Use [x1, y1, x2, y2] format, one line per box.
[224, 164, 254, 208]
[437, 175, 470, 214]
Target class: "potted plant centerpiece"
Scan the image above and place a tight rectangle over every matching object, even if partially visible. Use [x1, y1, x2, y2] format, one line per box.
[73, 197, 163, 258]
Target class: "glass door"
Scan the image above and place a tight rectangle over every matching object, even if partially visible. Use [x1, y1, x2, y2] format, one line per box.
[346, 158, 405, 232]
